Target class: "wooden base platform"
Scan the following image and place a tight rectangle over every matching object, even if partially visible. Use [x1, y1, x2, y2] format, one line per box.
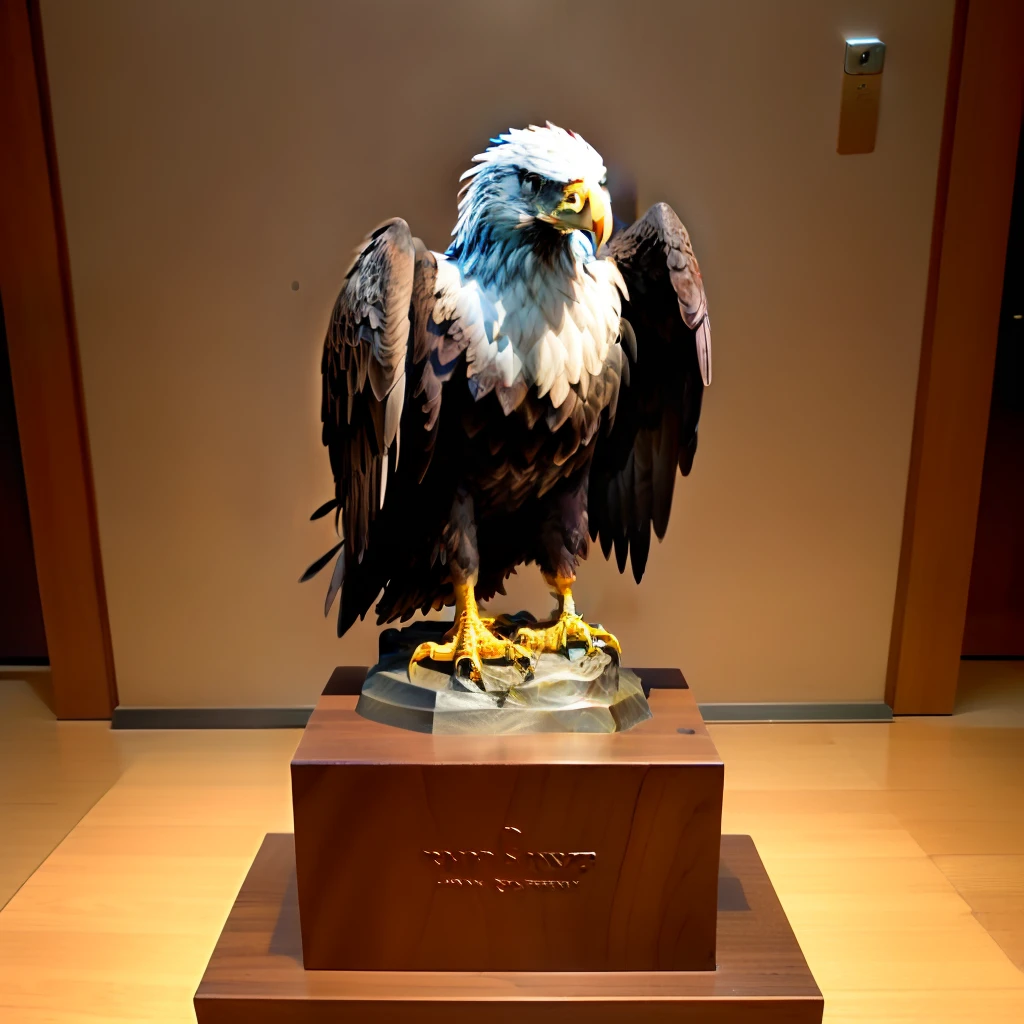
[195, 833, 823, 1023]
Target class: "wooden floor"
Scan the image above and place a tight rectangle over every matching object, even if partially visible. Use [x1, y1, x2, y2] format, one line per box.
[0, 673, 122, 910]
[0, 663, 1022, 1022]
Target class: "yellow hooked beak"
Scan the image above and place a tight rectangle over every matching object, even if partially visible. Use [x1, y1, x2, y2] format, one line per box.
[550, 179, 612, 252]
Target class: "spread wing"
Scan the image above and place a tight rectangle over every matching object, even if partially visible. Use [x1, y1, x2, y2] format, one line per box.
[301, 219, 466, 635]
[321, 218, 413, 560]
[589, 202, 711, 582]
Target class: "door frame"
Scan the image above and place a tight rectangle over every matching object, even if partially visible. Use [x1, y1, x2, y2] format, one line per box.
[0, 0, 117, 718]
[886, 0, 1024, 714]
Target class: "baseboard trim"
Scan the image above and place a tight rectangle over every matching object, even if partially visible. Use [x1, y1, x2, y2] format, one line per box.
[111, 700, 892, 729]
[111, 706, 315, 729]
[699, 701, 893, 723]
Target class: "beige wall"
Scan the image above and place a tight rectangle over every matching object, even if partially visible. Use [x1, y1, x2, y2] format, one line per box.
[40, 0, 954, 707]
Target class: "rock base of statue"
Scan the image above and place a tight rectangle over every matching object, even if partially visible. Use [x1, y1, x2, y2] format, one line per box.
[356, 618, 652, 735]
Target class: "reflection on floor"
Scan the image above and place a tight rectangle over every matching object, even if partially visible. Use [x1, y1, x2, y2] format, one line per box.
[0, 662, 1022, 1022]
[935, 658, 1024, 971]
[0, 675, 122, 909]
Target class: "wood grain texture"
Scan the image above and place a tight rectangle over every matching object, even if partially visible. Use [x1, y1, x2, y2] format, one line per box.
[195, 833, 823, 1024]
[0, 678, 120, 908]
[886, 0, 1024, 713]
[0, 0, 116, 718]
[292, 686, 722, 971]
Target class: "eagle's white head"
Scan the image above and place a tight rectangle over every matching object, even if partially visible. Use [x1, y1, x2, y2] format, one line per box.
[449, 123, 613, 281]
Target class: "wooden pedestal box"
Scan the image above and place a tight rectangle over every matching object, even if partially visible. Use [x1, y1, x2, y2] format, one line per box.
[195, 666, 824, 1022]
[290, 669, 724, 973]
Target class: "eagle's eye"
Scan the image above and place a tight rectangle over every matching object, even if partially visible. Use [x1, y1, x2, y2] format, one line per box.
[518, 170, 543, 196]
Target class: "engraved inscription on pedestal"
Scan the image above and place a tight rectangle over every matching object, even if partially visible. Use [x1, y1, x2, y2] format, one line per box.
[424, 826, 597, 892]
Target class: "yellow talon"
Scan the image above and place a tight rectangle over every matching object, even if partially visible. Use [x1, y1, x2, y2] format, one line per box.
[514, 612, 621, 657]
[513, 574, 621, 657]
[410, 581, 532, 683]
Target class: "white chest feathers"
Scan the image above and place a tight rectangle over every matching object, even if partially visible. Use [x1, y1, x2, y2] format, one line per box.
[432, 251, 627, 412]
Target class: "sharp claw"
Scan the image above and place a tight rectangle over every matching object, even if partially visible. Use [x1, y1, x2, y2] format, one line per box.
[589, 625, 621, 654]
[508, 643, 534, 675]
[412, 638, 460, 665]
[511, 614, 620, 658]
[455, 654, 482, 682]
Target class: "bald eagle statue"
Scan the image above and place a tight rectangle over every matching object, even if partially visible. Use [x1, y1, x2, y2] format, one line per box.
[304, 124, 710, 685]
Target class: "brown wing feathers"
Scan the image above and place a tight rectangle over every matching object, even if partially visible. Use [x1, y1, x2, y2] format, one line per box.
[590, 202, 711, 582]
[304, 221, 469, 636]
[304, 220, 416, 629]
[328, 219, 415, 540]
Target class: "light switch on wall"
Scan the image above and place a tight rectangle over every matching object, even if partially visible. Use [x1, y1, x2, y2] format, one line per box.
[838, 38, 886, 155]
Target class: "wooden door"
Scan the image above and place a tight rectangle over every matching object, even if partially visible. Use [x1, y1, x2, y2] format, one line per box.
[962, 123, 1024, 657]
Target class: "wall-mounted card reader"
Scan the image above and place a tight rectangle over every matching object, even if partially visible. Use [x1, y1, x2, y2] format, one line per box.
[837, 38, 886, 154]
